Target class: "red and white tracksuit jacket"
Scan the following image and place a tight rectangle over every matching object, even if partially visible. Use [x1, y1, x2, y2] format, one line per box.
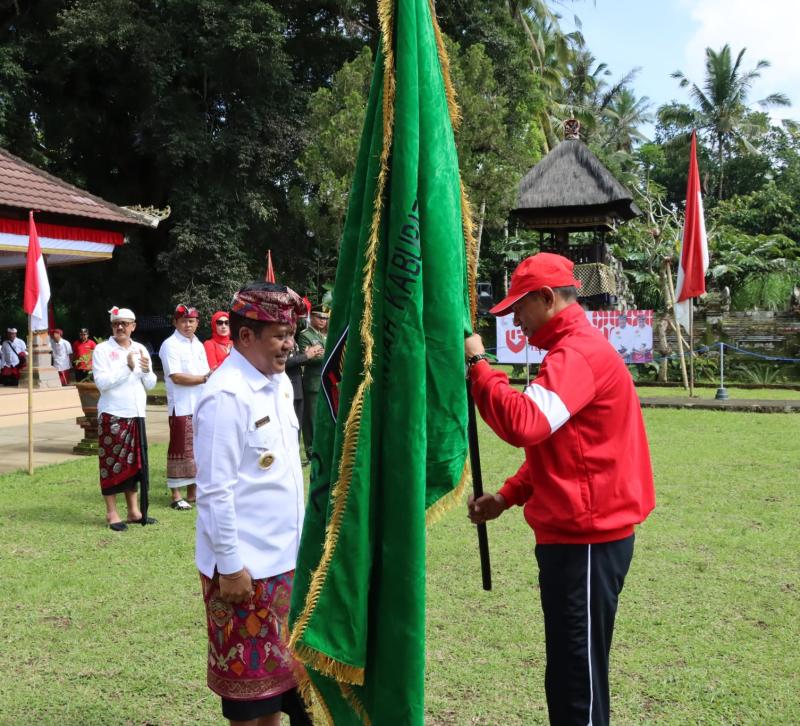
[470, 303, 655, 544]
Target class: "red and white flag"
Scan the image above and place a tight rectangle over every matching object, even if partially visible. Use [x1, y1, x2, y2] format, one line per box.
[23, 211, 51, 331]
[265, 249, 276, 283]
[675, 130, 709, 332]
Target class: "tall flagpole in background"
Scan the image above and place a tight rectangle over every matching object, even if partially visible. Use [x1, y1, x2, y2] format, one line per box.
[27, 316, 33, 474]
[23, 211, 51, 475]
[674, 130, 709, 397]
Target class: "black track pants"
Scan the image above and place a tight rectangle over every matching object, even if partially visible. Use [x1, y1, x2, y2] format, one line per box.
[535, 535, 634, 726]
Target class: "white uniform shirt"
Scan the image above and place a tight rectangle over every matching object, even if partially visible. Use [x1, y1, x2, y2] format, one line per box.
[632, 325, 651, 353]
[194, 348, 305, 579]
[609, 325, 633, 357]
[94, 338, 157, 418]
[158, 330, 210, 416]
[1, 337, 26, 367]
[50, 338, 73, 372]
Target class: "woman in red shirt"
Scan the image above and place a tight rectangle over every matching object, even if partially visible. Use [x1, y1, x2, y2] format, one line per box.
[203, 311, 232, 371]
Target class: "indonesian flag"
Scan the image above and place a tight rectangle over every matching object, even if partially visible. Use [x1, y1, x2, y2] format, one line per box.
[23, 211, 51, 331]
[265, 249, 276, 283]
[675, 130, 709, 332]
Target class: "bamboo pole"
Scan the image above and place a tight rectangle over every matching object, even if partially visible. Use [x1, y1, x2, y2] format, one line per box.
[27, 316, 34, 475]
[665, 261, 689, 390]
[689, 299, 695, 397]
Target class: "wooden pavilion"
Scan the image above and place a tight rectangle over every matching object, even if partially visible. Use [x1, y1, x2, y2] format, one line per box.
[512, 119, 640, 308]
[0, 146, 162, 427]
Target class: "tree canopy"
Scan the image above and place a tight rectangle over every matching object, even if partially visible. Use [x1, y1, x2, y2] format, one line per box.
[0, 3, 797, 331]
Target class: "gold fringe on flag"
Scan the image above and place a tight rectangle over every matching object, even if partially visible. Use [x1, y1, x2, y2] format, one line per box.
[428, 0, 462, 131]
[294, 667, 336, 726]
[340, 683, 373, 726]
[288, 0, 397, 697]
[425, 459, 471, 527]
[423, 0, 479, 525]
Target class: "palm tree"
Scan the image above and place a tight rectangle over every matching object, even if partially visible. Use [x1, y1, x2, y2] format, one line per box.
[602, 87, 652, 152]
[665, 44, 789, 199]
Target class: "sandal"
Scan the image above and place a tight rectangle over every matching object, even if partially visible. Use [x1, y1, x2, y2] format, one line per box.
[109, 522, 128, 532]
[170, 499, 192, 511]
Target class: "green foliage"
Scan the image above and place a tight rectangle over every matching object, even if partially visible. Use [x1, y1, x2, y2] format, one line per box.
[708, 226, 800, 305]
[0, 1, 366, 323]
[731, 270, 799, 311]
[661, 44, 789, 200]
[729, 361, 787, 384]
[292, 45, 376, 298]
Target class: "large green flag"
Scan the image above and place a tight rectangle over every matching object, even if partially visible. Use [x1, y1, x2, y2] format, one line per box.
[288, 0, 476, 722]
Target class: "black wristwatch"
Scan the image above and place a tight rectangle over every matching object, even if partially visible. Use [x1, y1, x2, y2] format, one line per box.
[467, 353, 489, 368]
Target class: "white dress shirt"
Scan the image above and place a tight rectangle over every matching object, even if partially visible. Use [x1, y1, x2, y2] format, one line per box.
[50, 338, 73, 372]
[1, 338, 26, 367]
[194, 348, 305, 579]
[158, 330, 210, 416]
[609, 326, 633, 356]
[94, 338, 157, 418]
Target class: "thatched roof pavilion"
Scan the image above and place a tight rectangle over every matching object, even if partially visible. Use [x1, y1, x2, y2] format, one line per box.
[510, 120, 641, 307]
[513, 136, 641, 233]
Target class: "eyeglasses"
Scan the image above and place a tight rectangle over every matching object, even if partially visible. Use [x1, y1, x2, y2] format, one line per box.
[112, 321, 134, 328]
[216, 319, 229, 326]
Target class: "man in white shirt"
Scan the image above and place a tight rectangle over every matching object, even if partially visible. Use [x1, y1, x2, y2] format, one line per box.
[93, 307, 158, 531]
[50, 328, 73, 385]
[632, 312, 653, 363]
[158, 304, 210, 510]
[194, 282, 310, 726]
[1, 327, 27, 386]
[609, 312, 634, 363]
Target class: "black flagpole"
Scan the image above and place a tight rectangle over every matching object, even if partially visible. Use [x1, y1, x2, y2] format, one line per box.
[466, 377, 492, 591]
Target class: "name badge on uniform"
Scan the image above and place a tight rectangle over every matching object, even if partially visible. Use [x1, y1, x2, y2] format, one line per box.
[259, 452, 275, 469]
[255, 415, 270, 428]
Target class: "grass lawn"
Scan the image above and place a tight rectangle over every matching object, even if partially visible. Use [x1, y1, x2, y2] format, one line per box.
[1, 411, 798, 724]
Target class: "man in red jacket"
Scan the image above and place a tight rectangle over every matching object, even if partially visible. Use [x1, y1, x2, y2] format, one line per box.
[466, 252, 655, 726]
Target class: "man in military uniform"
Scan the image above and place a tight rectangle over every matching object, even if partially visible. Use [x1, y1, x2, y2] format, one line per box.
[297, 304, 328, 461]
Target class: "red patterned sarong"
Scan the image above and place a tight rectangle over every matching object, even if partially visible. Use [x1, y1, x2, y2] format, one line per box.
[167, 413, 196, 480]
[98, 413, 142, 493]
[201, 571, 298, 701]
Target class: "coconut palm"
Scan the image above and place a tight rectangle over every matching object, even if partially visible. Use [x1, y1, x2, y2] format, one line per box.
[664, 44, 789, 199]
[602, 87, 652, 152]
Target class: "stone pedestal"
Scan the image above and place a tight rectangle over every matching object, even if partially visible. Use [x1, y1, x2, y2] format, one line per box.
[30, 330, 61, 389]
[73, 415, 99, 455]
[73, 381, 101, 455]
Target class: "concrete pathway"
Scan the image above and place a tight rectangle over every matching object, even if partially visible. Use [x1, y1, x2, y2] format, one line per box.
[639, 397, 800, 413]
[0, 405, 170, 475]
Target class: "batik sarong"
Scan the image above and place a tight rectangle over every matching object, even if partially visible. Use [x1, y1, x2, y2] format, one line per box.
[98, 413, 148, 495]
[201, 570, 298, 701]
[167, 413, 196, 482]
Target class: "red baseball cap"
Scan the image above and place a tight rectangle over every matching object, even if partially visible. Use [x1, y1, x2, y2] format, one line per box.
[489, 252, 582, 316]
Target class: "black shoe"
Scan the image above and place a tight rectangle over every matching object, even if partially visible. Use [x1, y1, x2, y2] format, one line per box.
[109, 522, 128, 532]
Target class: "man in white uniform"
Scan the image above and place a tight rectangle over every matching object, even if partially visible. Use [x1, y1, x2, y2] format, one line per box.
[194, 282, 310, 726]
[158, 304, 210, 510]
[50, 328, 73, 385]
[93, 307, 158, 531]
[1, 327, 27, 386]
[609, 312, 633, 363]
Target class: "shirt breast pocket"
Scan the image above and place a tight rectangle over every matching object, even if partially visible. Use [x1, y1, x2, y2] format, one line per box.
[246, 422, 280, 452]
